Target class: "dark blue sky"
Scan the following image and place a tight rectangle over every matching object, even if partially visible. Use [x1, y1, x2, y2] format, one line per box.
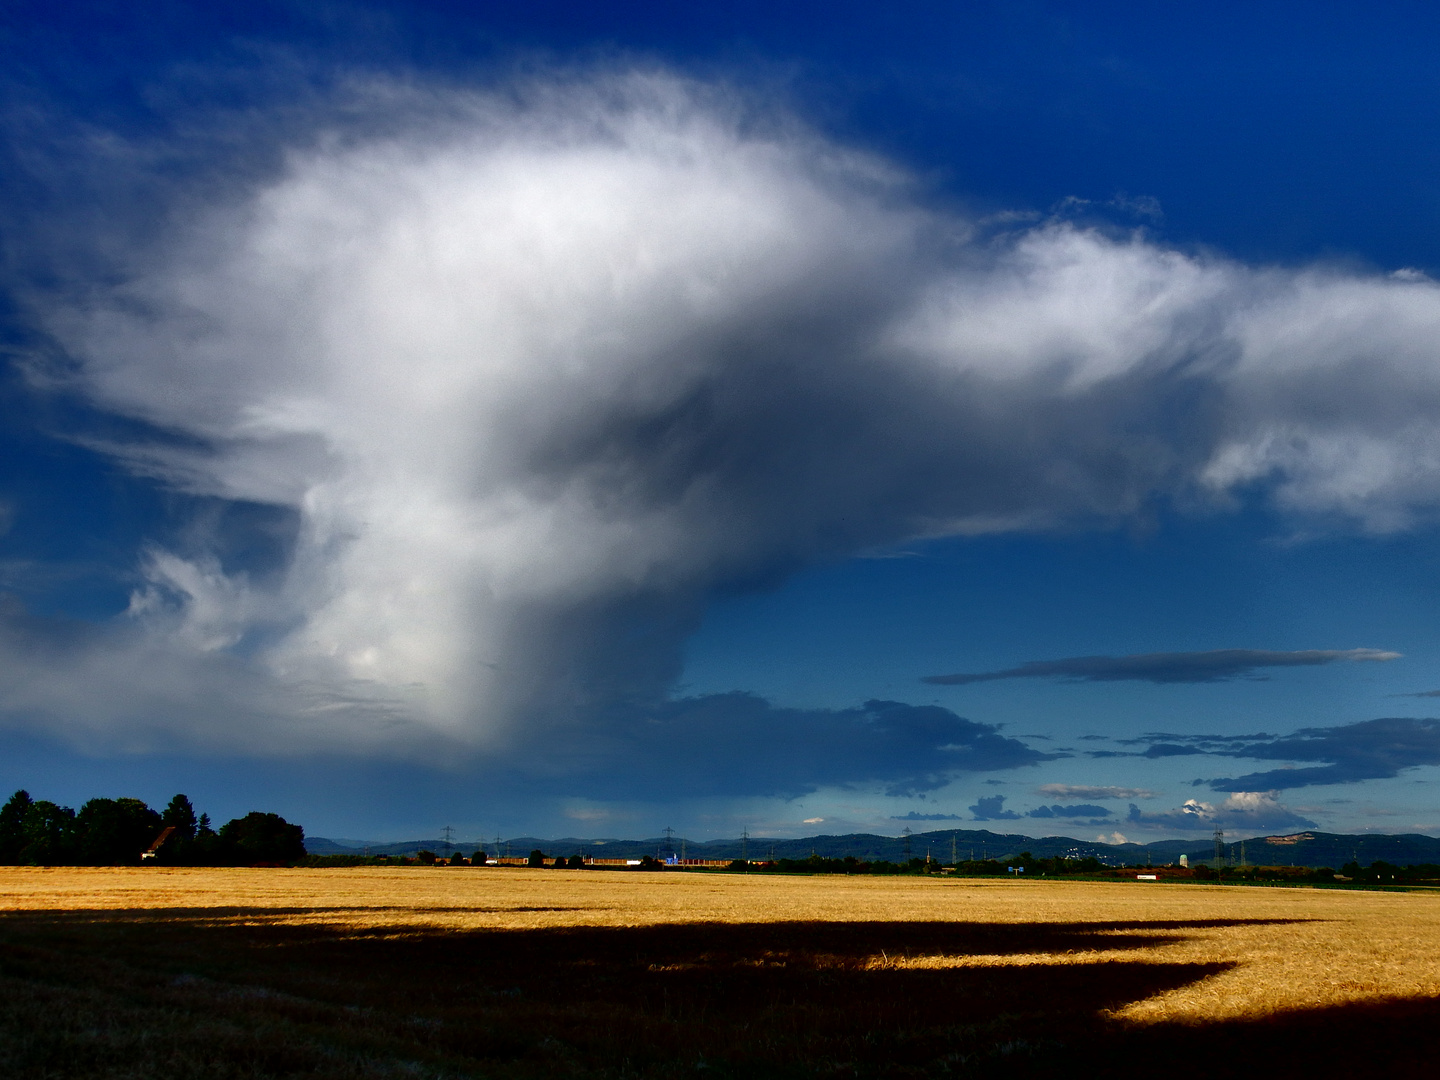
[5, 1, 1440, 843]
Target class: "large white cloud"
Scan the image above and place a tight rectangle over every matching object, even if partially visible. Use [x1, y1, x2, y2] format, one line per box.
[15, 71, 1440, 755]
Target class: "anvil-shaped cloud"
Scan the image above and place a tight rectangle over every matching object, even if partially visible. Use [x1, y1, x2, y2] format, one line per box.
[9, 71, 1440, 764]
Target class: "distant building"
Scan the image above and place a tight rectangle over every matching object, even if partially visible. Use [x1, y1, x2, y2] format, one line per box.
[141, 827, 176, 861]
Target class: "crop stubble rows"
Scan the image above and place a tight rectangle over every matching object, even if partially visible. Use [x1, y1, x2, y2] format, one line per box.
[5, 867, 1439, 1024]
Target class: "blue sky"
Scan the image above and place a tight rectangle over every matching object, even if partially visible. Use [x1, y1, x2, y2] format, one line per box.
[6, 1, 1440, 844]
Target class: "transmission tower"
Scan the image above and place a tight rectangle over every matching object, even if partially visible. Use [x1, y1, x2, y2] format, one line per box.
[902, 827, 912, 861]
[662, 826, 675, 860]
[1213, 827, 1225, 876]
[741, 827, 749, 867]
[441, 825, 454, 853]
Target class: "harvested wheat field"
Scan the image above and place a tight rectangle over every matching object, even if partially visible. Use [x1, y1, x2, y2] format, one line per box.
[4, 868, 1440, 1077]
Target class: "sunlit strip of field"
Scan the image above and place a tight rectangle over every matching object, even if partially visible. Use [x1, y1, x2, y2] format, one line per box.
[4, 867, 1439, 1026]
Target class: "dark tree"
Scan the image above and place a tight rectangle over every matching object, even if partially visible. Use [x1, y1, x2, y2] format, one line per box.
[19, 800, 79, 865]
[470, 850, 488, 865]
[0, 790, 32, 863]
[162, 794, 198, 841]
[75, 798, 162, 865]
[567, 854, 584, 869]
[218, 812, 306, 865]
[528, 849, 546, 867]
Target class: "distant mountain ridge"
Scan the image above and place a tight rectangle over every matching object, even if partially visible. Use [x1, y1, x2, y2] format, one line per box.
[306, 828, 1440, 868]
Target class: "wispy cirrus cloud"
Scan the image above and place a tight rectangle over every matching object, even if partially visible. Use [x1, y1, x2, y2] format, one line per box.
[1037, 784, 1155, 800]
[1026, 803, 1112, 819]
[922, 648, 1399, 686]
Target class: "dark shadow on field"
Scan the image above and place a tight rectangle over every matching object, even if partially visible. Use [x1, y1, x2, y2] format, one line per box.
[0, 909, 1434, 1077]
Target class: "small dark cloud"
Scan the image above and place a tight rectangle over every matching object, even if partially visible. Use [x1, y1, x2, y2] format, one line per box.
[1144, 743, 1205, 758]
[922, 648, 1399, 686]
[1393, 690, 1440, 698]
[1118, 731, 1276, 747]
[969, 795, 1021, 821]
[1026, 804, 1110, 819]
[892, 812, 964, 821]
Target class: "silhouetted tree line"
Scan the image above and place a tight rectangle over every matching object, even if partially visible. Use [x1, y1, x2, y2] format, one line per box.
[0, 790, 306, 866]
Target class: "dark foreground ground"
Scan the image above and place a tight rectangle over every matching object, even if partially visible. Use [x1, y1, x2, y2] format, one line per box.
[2, 909, 1437, 1077]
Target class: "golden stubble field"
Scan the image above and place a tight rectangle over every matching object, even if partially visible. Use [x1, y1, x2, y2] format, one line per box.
[5, 865, 1439, 1026]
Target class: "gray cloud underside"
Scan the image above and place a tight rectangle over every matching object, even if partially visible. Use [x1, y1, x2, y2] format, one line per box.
[525, 696, 1056, 801]
[923, 648, 1400, 686]
[1125, 793, 1317, 832]
[7, 68, 1440, 762]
